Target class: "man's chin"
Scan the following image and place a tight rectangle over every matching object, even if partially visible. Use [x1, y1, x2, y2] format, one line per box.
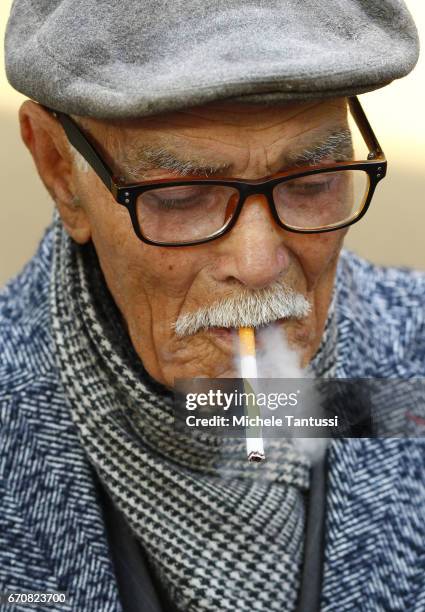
[215, 368, 240, 379]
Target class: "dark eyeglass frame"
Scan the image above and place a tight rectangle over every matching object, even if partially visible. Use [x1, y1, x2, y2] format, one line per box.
[47, 96, 387, 247]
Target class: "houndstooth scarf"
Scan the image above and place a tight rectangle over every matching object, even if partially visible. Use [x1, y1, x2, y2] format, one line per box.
[49, 212, 337, 612]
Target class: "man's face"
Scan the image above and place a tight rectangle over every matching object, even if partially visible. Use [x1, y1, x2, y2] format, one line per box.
[65, 98, 350, 387]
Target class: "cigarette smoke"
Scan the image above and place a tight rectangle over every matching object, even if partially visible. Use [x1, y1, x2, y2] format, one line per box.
[254, 324, 328, 464]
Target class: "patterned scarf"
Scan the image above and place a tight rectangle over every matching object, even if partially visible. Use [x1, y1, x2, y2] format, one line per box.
[49, 212, 337, 612]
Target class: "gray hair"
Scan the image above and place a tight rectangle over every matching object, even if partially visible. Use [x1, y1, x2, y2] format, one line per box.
[66, 116, 89, 207]
[174, 282, 311, 337]
[69, 144, 90, 174]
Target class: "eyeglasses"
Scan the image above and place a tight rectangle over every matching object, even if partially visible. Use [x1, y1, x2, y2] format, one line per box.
[48, 97, 386, 247]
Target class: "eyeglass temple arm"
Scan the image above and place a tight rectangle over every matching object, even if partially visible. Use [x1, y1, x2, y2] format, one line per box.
[45, 107, 114, 191]
[348, 97, 385, 160]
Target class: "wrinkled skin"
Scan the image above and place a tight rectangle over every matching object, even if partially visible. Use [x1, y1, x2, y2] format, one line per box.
[20, 98, 349, 388]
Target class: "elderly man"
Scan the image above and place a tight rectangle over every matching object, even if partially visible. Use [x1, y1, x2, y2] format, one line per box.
[1, 1, 425, 611]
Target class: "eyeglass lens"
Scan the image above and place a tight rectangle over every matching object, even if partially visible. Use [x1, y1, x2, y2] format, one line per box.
[136, 169, 370, 244]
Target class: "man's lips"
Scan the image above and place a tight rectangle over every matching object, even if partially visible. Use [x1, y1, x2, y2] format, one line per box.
[206, 318, 290, 349]
[208, 326, 234, 338]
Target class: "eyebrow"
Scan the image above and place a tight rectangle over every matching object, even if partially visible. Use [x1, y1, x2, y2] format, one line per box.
[119, 128, 354, 180]
[286, 128, 353, 167]
[120, 146, 231, 179]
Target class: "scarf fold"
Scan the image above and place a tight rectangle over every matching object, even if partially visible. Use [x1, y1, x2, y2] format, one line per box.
[49, 212, 337, 611]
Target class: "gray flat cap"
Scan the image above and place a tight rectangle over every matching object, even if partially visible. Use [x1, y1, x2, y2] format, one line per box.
[5, 0, 420, 119]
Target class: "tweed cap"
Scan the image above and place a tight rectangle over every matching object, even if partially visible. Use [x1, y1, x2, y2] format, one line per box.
[5, 0, 420, 119]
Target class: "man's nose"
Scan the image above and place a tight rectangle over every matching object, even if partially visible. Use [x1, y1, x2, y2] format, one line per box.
[213, 194, 290, 289]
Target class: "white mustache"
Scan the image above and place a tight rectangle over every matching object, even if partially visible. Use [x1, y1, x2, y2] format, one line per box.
[173, 282, 311, 337]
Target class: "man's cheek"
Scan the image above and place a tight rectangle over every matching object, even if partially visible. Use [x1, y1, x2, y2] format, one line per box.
[148, 255, 203, 294]
[295, 232, 345, 277]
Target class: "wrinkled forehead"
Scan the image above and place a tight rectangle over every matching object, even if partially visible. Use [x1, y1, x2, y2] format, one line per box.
[73, 97, 350, 176]
[81, 97, 348, 137]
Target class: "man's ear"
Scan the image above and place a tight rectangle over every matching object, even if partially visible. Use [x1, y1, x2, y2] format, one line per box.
[19, 100, 91, 244]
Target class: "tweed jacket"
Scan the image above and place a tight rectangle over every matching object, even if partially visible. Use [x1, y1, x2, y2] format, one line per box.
[1, 223, 425, 612]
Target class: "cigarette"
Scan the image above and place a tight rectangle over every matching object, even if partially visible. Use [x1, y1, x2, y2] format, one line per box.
[238, 327, 265, 463]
